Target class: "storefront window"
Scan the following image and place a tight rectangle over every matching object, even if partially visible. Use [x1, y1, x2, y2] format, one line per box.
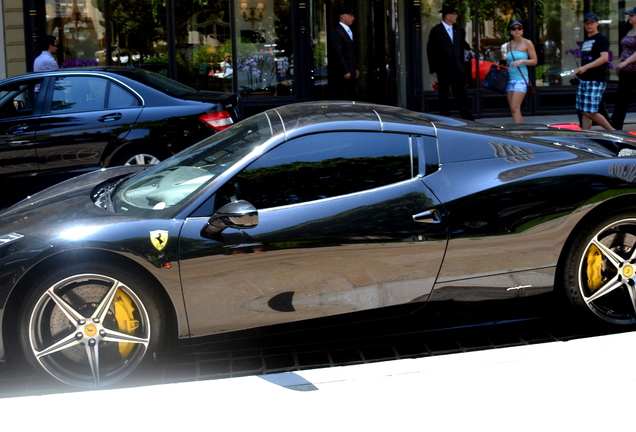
[172, 1, 233, 92]
[45, 0, 105, 67]
[311, 0, 329, 100]
[420, 2, 478, 92]
[592, 0, 621, 84]
[536, 0, 582, 87]
[234, 0, 294, 97]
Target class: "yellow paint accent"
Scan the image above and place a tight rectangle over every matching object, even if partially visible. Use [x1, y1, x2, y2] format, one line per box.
[113, 289, 139, 358]
[586, 244, 604, 292]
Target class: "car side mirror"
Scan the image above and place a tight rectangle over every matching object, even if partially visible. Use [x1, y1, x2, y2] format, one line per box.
[201, 200, 258, 238]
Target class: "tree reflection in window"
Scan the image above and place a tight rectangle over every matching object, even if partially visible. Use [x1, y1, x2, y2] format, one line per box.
[216, 132, 413, 209]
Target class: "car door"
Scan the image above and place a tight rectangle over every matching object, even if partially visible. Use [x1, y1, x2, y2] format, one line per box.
[34, 75, 143, 184]
[178, 131, 448, 337]
[0, 78, 44, 177]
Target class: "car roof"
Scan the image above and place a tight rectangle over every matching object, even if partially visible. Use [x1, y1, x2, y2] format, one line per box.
[270, 101, 438, 138]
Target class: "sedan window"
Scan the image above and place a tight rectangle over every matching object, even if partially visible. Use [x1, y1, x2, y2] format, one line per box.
[0, 80, 43, 118]
[107, 83, 140, 108]
[51, 76, 108, 112]
[216, 132, 413, 210]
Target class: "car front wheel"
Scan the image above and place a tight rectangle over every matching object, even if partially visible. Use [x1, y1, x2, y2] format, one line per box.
[564, 212, 636, 326]
[18, 263, 165, 388]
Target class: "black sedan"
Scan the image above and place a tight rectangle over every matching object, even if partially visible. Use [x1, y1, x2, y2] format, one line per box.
[1, 101, 636, 388]
[0, 67, 239, 204]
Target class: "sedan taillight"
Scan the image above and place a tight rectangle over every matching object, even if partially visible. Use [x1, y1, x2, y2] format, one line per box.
[200, 111, 234, 132]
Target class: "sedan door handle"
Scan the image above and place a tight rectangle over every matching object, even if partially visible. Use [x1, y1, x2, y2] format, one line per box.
[98, 113, 122, 122]
[6, 124, 29, 134]
[413, 209, 442, 224]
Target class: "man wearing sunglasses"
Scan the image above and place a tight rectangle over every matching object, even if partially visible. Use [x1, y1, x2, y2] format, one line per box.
[33, 35, 59, 72]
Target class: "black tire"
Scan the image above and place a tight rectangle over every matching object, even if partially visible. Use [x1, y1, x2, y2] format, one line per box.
[112, 147, 169, 166]
[562, 210, 636, 325]
[17, 262, 165, 388]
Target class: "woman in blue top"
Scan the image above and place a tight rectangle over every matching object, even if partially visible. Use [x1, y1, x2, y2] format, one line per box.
[505, 21, 537, 123]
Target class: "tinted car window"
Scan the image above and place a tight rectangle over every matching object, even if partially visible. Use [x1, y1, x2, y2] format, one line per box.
[0, 79, 42, 118]
[51, 76, 107, 112]
[107, 83, 139, 108]
[216, 132, 413, 209]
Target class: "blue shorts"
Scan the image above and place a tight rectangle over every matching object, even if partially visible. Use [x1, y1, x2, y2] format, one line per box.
[576, 80, 606, 113]
[506, 80, 527, 93]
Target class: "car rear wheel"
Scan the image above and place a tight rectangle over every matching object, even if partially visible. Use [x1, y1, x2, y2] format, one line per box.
[563, 212, 636, 325]
[112, 147, 169, 166]
[18, 263, 165, 388]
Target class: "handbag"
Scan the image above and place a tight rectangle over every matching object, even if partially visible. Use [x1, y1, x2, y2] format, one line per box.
[481, 64, 509, 94]
[509, 44, 534, 95]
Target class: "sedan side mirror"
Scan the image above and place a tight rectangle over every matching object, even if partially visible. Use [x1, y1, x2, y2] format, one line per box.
[201, 200, 259, 238]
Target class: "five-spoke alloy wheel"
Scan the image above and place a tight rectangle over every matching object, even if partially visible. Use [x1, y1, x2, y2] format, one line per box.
[18, 264, 164, 388]
[564, 213, 636, 325]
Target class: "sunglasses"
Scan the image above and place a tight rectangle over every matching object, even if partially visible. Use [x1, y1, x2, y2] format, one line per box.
[510, 26, 523, 31]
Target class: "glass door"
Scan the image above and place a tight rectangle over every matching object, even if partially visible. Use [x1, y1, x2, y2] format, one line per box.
[312, 0, 397, 105]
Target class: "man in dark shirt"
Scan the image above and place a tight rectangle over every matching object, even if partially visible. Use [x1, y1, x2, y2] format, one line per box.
[427, 5, 474, 120]
[573, 13, 615, 130]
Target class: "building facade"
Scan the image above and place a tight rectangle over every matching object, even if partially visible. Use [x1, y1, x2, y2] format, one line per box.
[2, 0, 633, 118]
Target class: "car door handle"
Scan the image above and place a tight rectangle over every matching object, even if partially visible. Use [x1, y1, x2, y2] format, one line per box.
[6, 124, 29, 134]
[98, 113, 122, 122]
[413, 209, 442, 224]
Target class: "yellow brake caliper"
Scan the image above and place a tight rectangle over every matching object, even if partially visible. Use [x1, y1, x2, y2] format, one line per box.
[113, 289, 140, 358]
[586, 244, 604, 293]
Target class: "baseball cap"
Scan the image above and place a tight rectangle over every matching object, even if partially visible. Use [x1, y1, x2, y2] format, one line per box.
[584, 12, 599, 22]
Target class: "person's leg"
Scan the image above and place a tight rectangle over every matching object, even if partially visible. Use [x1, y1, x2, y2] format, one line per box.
[506, 90, 526, 123]
[437, 74, 451, 117]
[584, 112, 614, 130]
[449, 73, 474, 120]
[579, 81, 613, 130]
[611, 73, 633, 130]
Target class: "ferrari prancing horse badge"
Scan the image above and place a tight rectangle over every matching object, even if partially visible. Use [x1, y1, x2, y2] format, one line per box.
[150, 230, 169, 251]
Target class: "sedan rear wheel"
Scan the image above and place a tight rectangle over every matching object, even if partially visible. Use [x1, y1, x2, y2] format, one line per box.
[124, 153, 162, 165]
[564, 213, 636, 325]
[18, 264, 165, 388]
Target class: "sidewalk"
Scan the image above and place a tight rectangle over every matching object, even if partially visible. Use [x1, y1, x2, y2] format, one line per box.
[478, 112, 636, 132]
[1, 330, 634, 431]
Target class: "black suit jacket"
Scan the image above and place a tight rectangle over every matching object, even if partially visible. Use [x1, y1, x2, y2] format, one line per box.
[427, 23, 470, 75]
[329, 24, 357, 78]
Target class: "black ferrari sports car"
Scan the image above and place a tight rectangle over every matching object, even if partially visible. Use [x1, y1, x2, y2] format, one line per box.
[1, 101, 636, 388]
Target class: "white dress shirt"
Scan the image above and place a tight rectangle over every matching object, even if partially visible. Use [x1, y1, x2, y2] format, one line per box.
[442, 22, 454, 42]
[339, 22, 353, 40]
[33, 51, 59, 71]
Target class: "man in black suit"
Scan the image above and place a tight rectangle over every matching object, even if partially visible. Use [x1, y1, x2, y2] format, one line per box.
[427, 5, 474, 120]
[329, 6, 359, 100]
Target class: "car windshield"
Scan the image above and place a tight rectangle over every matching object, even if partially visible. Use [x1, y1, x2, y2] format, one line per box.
[110, 113, 274, 217]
